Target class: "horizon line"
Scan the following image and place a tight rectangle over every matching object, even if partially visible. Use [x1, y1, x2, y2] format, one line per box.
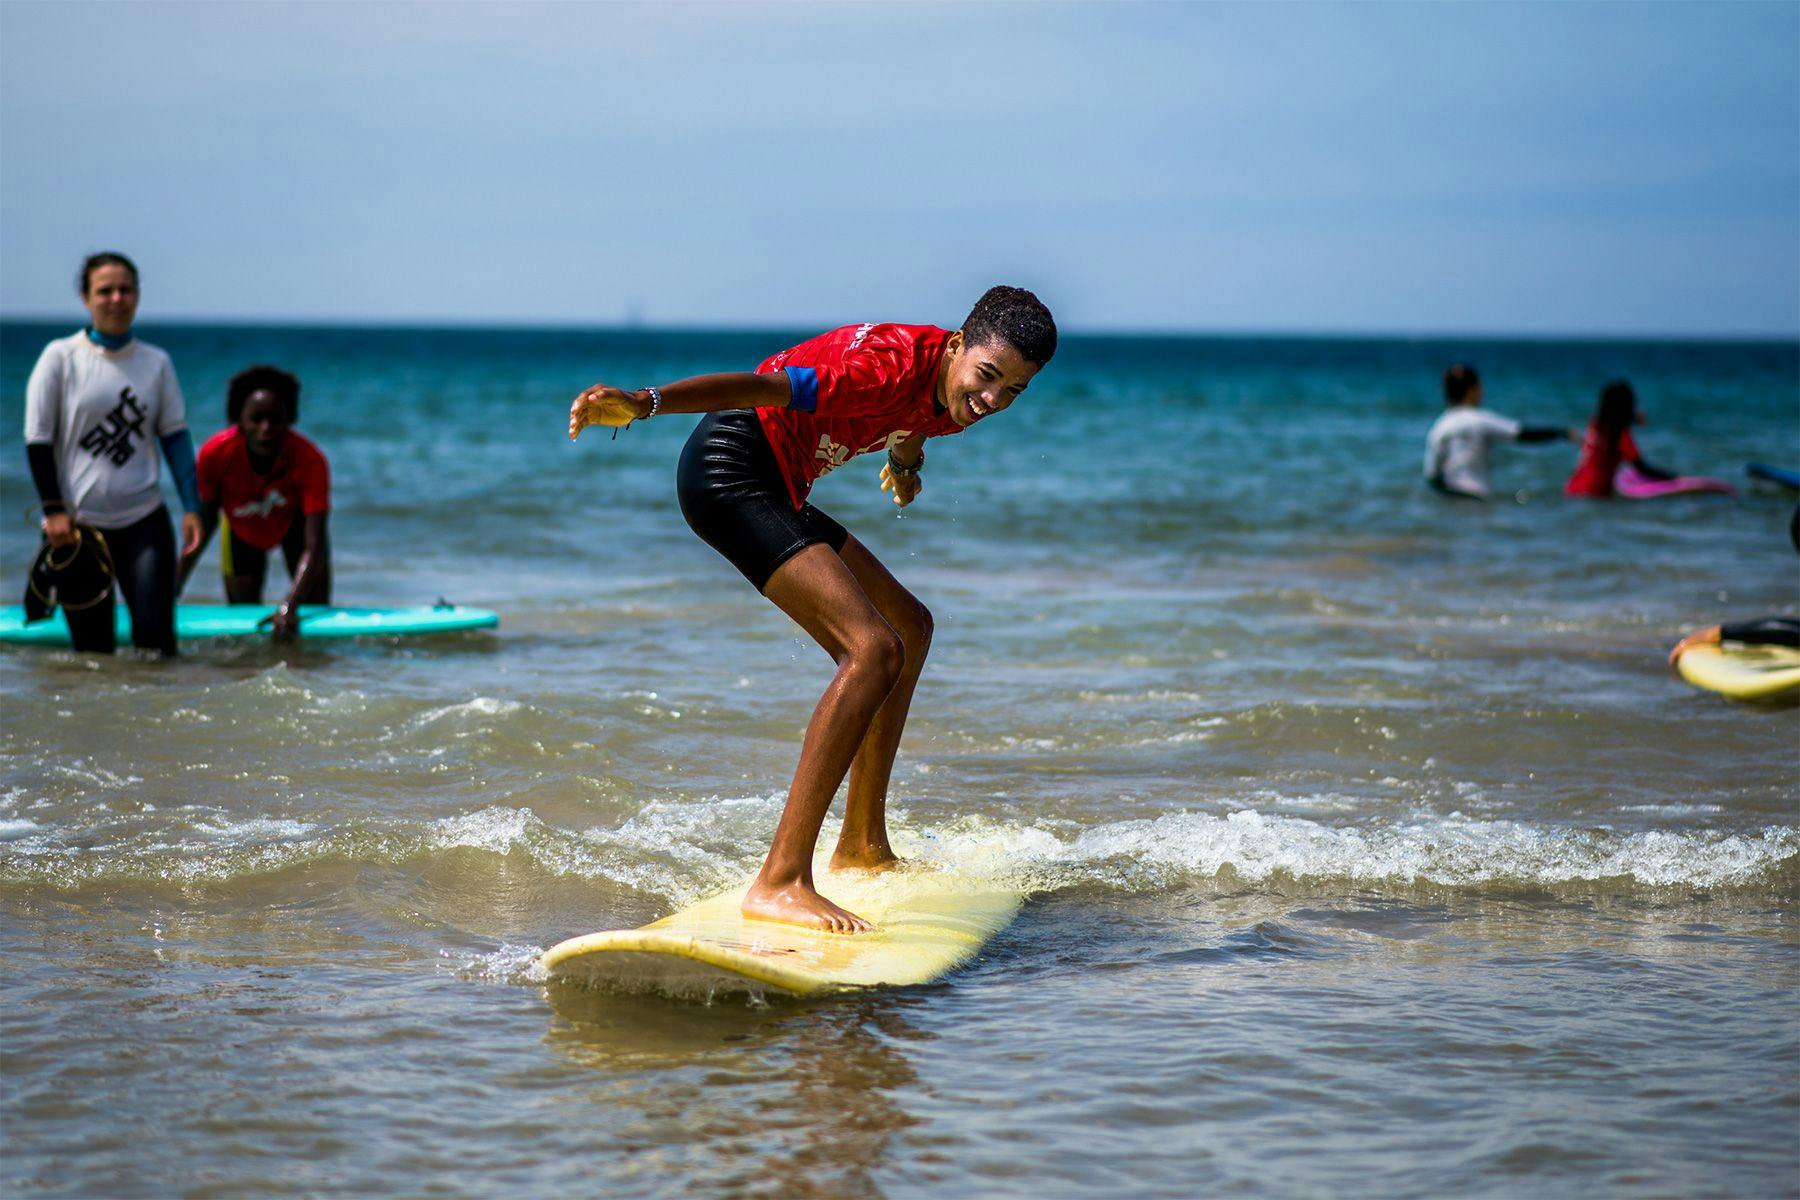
[1, 311, 1796, 346]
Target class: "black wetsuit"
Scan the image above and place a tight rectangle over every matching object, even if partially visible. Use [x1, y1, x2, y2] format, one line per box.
[55, 507, 178, 656]
[676, 411, 849, 592]
[1719, 617, 1800, 647]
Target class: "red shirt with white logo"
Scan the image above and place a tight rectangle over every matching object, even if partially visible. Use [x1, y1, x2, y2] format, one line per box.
[1564, 423, 1640, 497]
[196, 427, 331, 549]
[755, 323, 965, 508]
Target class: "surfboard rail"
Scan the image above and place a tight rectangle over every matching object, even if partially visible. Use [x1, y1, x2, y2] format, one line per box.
[0, 603, 498, 646]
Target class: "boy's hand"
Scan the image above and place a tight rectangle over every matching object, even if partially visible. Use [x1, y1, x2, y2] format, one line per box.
[269, 604, 301, 642]
[1668, 624, 1721, 668]
[569, 386, 647, 439]
[879, 463, 922, 507]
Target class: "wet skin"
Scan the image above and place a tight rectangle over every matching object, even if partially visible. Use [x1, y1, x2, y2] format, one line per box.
[742, 338, 1040, 934]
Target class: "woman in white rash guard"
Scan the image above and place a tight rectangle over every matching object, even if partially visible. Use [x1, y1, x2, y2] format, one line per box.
[23, 252, 202, 656]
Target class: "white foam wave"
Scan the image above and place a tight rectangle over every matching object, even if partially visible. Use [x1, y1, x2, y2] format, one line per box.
[2, 795, 1790, 897]
[406, 696, 527, 732]
[189, 816, 317, 842]
[444, 941, 547, 984]
[1076, 690, 1212, 704]
[0, 818, 43, 840]
[1030, 809, 1797, 891]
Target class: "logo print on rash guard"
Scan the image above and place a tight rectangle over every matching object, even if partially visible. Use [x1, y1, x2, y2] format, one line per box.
[78, 387, 147, 466]
[231, 489, 289, 520]
[813, 429, 916, 477]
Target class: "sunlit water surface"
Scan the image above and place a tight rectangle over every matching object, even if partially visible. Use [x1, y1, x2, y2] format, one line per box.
[2, 323, 1796, 1197]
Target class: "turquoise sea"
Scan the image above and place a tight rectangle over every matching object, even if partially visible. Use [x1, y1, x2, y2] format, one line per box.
[2, 319, 1797, 1198]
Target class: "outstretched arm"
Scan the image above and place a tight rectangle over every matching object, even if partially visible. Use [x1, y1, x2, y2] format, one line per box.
[569, 372, 792, 440]
[1516, 425, 1580, 444]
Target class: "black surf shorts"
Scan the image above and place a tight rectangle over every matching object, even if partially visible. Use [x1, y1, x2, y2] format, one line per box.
[677, 410, 849, 592]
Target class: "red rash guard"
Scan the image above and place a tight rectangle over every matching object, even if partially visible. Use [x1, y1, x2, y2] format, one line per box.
[196, 427, 331, 549]
[1565, 423, 1640, 497]
[755, 323, 965, 509]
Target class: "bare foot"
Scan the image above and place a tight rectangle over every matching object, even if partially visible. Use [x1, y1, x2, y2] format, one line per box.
[741, 879, 872, 934]
[829, 843, 904, 872]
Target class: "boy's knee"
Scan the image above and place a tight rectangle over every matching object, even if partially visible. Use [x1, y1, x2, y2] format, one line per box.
[850, 622, 906, 688]
[900, 599, 933, 664]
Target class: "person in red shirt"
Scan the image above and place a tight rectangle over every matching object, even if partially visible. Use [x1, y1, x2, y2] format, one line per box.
[569, 286, 1056, 933]
[1565, 379, 1675, 498]
[178, 365, 332, 640]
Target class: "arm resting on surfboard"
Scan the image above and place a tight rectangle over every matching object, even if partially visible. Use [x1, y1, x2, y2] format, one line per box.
[1721, 617, 1800, 647]
[570, 372, 792, 439]
[269, 513, 330, 641]
[1669, 617, 1800, 667]
[1627, 455, 1675, 482]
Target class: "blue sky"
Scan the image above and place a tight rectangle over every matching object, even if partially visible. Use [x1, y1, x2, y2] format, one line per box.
[2, 1, 1795, 336]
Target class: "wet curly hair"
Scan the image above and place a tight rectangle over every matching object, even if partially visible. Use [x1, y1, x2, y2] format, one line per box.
[962, 285, 1057, 366]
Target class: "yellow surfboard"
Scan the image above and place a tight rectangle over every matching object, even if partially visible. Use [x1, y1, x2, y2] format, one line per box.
[541, 862, 1023, 998]
[1676, 642, 1800, 702]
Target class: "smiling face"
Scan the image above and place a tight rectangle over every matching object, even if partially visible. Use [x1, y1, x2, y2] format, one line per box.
[937, 332, 1040, 427]
[83, 263, 139, 338]
[238, 390, 290, 459]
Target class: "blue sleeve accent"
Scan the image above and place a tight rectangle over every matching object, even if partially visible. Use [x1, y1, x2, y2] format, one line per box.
[783, 366, 819, 413]
[160, 428, 202, 514]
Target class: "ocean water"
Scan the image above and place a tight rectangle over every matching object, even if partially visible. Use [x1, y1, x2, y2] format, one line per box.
[1, 319, 1796, 1198]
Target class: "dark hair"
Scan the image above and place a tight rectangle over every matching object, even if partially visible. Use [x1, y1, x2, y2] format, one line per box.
[962, 285, 1057, 366]
[1594, 379, 1637, 435]
[79, 252, 139, 296]
[1443, 363, 1480, 405]
[227, 365, 301, 424]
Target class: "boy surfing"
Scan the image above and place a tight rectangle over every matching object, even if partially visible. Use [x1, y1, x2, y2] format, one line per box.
[569, 286, 1056, 933]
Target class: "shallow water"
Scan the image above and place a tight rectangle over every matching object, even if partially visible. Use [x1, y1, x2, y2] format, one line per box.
[2, 322, 1796, 1197]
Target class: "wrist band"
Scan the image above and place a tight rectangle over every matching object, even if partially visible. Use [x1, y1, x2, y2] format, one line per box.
[644, 386, 662, 419]
[887, 447, 923, 477]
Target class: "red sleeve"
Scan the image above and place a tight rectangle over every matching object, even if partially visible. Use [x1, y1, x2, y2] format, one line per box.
[780, 328, 923, 421]
[298, 439, 331, 515]
[1620, 429, 1641, 461]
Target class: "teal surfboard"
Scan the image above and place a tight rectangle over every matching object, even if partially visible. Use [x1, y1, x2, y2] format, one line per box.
[0, 603, 498, 646]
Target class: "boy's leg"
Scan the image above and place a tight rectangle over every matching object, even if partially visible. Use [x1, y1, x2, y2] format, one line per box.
[831, 533, 932, 870]
[752, 543, 907, 932]
[221, 527, 268, 605]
